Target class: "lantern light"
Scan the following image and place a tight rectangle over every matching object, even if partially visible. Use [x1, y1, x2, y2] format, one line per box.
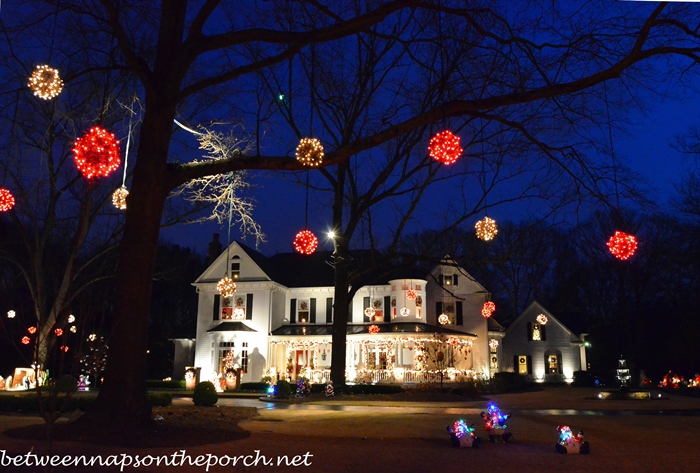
[28, 65, 63, 100]
[481, 301, 496, 318]
[73, 126, 121, 179]
[428, 130, 463, 165]
[112, 186, 129, 210]
[296, 138, 324, 166]
[217, 276, 237, 297]
[293, 229, 318, 255]
[475, 216, 498, 241]
[607, 231, 638, 260]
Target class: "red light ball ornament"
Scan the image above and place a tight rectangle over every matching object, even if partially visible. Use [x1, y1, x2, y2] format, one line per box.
[60, 345, 69, 353]
[28, 326, 37, 334]
[293, 230, 318, 255]
[21, 336, 31, 345]
[368, 324, 380, 334]
[55, 328, 63, 337]
[406, 289, 417, 301]
[0, 188, 15, 212]
[429, 130, 463, 165]
[73, 126, 121, 179]
[607, 231, 638, 260]
[482, 301, 496, 318]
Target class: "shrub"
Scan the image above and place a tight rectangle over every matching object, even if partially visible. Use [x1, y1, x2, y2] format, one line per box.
[449, 380, 483, 398]
[56, 375, 78, 394]
[492, 372, 529, 392]
[274, 380, 292, 399]
[239, 382, 268, 392]
[146, 380, 185, 390]
[347, 384, 404, 395]
[192, 381, 218, 406]
[310, 383, 326, 394]
[148, 392, 173, 407]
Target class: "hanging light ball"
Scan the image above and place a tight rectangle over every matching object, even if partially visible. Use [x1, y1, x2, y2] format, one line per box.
[364, 307, 376, 318]
[67, 314, 75, 323]
[60, 345, 69, 353]
[88, 334, 97, 342]
[438, 313, 450, 325]
[28, 65, 63, 100]
[296, 138, 324, 166]
[112, 186, 129, 210]
[475, 216, 498, 241]
[481, 301, 496, 318]
[400, 307, 410, 317]
[406, 289, 417, 301]
[489, 339, 499, 351]
[293, 229, 318, 255]
[7, 310, 16, 319]
[428, 130, 463, 165]
[28, 326, 37, 334]
[73, 126, 121, 179]
[536, 314, 548, 325]
[217, 276, 237, 297]
[70, 325, 77, 333]
[54, 328, 63, 337]
[368, 324, 380, 334]
[21, 336, 31, 345]
[607, 231, 638, 260]
[0, 188, 16, 212]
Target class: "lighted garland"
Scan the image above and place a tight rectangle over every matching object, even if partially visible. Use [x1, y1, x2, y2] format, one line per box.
[293, 229, 318, 255]
[428, 130, 463, 165]
[368, 324, 380, 334]
[0, 188, 16, 212]
[475, 216, 498, 241]
[481, 301, 496, 318]
[28, 65, 63, 100]
[607, 231, 638, 260]
[296, 138, 324, 166]
[112, 186, 129, 210]
[536, 314, 548, 325]
[406, 289, 417, 301]
[217, 276, 237, 297]
[73, 126, 121, 179]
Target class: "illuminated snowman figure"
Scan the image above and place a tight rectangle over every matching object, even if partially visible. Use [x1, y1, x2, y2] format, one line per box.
[555, 425, 590, 454]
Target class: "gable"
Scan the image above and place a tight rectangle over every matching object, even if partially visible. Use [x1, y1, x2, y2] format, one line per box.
[506, 301, 582, 343]
[195, 241, 272, 284]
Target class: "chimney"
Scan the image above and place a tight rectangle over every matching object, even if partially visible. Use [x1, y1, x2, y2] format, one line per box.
[208, 233, 223, 266]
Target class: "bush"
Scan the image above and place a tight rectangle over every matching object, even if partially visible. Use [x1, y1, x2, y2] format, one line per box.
[56, 375, 78, 394]
[310, 383, 326, 394]
[492, 372, 529, 392]
[148, 392, 173, 407]
[449, 380, 483, 398]
[347, 384, 404, 395]
[572, 370, 605, 387]
[192, 381, 218, 406]
[146, 380, 186, 390]
[239, 382, 268, 392]
[274, 380, 292, 399]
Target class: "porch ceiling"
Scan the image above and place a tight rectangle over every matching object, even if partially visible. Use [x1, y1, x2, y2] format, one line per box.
[270, 322, 476, 337]
[206, 321, 257, 332]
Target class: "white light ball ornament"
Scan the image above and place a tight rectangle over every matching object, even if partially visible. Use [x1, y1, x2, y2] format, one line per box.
[217, 276, 237, 297]
[296, 138, 324, 167]
[112, 186, 129, 210]
[28, 65, 63, 100]
[476, 216, 498, 241]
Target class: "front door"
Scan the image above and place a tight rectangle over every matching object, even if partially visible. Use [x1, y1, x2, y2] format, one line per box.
[295, 350, 306, 378]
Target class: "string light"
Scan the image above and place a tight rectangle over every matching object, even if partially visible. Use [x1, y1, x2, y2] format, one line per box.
[481, 301, 496, 318]
[21, 336, 30, 345]
[536, 314, 548, 325]
[428, 130, 462, 165]
[28, 65, 63, 100]
[7, 310, 15, 319]
[73, 126, 121, 179]
[406, 289, 417, 301]
[112, 186, 129, 210]
[400, 307, 410, 317]
[293, 230, 318, 255]
[475, 216, 498, 241]
[28, 326, 36, 334]
[607, 231, 638, 260]
[217, 276, 237, 297]
[368, 324, 380, 334]
[438, 314, 450, 325]
[0, 188, 16, 212]
[54, 328, 63, 337]
[296, 138, 324, 166]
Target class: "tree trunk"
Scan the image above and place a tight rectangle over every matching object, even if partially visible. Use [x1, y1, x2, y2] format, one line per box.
[330, 241, 350, 390]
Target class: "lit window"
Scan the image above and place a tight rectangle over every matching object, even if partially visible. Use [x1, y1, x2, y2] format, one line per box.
[298, 300, 309, 323]
[532, 323, 541, 341]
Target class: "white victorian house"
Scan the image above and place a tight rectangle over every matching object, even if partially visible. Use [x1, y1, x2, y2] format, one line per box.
[188, 240, 508, 385]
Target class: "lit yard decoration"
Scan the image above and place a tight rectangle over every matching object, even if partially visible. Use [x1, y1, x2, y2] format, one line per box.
[21, 336, 30, 345]
[28, 65, 63, 100]
[475, 216, 498, 241]
[607, 231, 638, 260]
[428, 130, 462, 165]
[217, 275, 237, 297]
[400, 307, 410, 317]
[536, 314, 548, 325]
[368, 324, 380, 334]
[0, 188, 16, 212]
[481, 301, 496, 318]
[438, 313, 450, 325]
[325, 381, 335, 398]
[489, 339, 499, 351]
[555, 425, 590, 454]
[406, 289, 417, 301]
[295, 138, 324, 166]
[73, 126, 121, 179]
[54, 328, 63, 337]
[481, 403, 512, 443]
[446, 420, 481, 448]
[112, 186, 129, 210]
[7, 310, 15, 319]
[293, 229, 318, 255]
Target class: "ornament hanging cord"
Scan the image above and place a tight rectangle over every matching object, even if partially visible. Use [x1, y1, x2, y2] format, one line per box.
[603, 81, 621, 211]
[121, 97, 137, 188]
[225, 173, 235, 279]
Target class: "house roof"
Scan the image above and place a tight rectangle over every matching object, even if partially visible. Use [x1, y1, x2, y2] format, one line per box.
[206, 322, 257, 332]
[507, 300, 583, 343]
[271, 322, 476, 337]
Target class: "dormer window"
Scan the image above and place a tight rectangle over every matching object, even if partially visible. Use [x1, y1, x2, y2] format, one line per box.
[439, 275, 458, 286]
[230, 255, 241, 280]
[298, 300, 309, 323]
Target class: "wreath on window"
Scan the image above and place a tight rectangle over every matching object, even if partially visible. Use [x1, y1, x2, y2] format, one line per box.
[416, 295, 422, 307]
[235, 297, 244, 307]
[299, 301, 309, 310]
[373, 299, 382, 309]
[391, 298, 396, 307]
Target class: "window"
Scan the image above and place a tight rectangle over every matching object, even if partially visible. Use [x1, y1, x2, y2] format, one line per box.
[439, 276, 457, 287]
[241, 342, 249, 373]
[298, 300, 309, 323]
[528, 322, 546, 341]
[517, 355, 529, 374]
[444, 275, 453, 286]
[217, 342, 235, 374]
[548, 355, 559, 374]
[532, 323, 542, 340]
[230, 255, 241, 279]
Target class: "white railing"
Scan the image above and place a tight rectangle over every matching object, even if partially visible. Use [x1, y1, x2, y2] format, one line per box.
[288, 368, 479, 384]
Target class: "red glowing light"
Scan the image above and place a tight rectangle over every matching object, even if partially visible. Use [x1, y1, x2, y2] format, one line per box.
[368, 324, 380, 334]
[406, 289, 417, 301]
[73, 126, 121, 179]
[607, 231, 638, 260]
[60, 345, 69, 353]
[54, 328, 63, 336]
[482, 301, 496, 318]
[293, 229, 318, 255]
[21, 336, 30, 345]
[0, 188, 15, 212]
[428, 130, 463, 165]
[28, 326, 37, 334]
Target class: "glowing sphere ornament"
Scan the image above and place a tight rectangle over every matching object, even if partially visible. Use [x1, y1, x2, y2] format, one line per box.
[28, 326, 37, 334]
[217, 276, 237, 297]
[60, 345, 69, 353]
[67, 314, 75, 323]
[368, 324, 380, 334]
[489, 339, 499, 350]
[475, 216, 498, 241]
[21, 336, 30, 345]
[293, 229, 318, 255]
[28, 65, 63, 100]
[406, 289, 417, 301]
[364, 307, 376, 318]
[73, 126, 121, 179]
[536, 314, 548, 325]
[438, 313, 450, 325]
[54, 328, 63, 337]
[296, 138, 324, 166]
[7, 310, 16, 319]
[429, 130, 463, 165]
[70, 325, 77, 333]
[0, 188, 16, 212]
[481, 301, 496, 318]
[607, 231, 638, 260]
[88, 334, 97, 342]
[112, 186, 129, 210]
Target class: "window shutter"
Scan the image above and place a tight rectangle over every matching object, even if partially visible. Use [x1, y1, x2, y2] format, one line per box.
[363, 297, 370, 309]
[513, 355, 519, 373]
[348, 301, 353, 324]
[384, 296, 391, 322]
[544, 353, 549, 373]
[526, 355, 533, 375]
[213, 294, 220, 321]
[310, 298, 317, 323]
[527, 322, 533, 340]
[326, 298, 333, 323]
[540, 324, 547, 341]
[439, 275, 444, 286]
[453, 275, 459, 286]
[557, 352, 563, 374]
[290, 298, 297, 324]
[456, 301, 463, 325]
[436, 301, 443, 319]
[246, 293, 253, 320]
